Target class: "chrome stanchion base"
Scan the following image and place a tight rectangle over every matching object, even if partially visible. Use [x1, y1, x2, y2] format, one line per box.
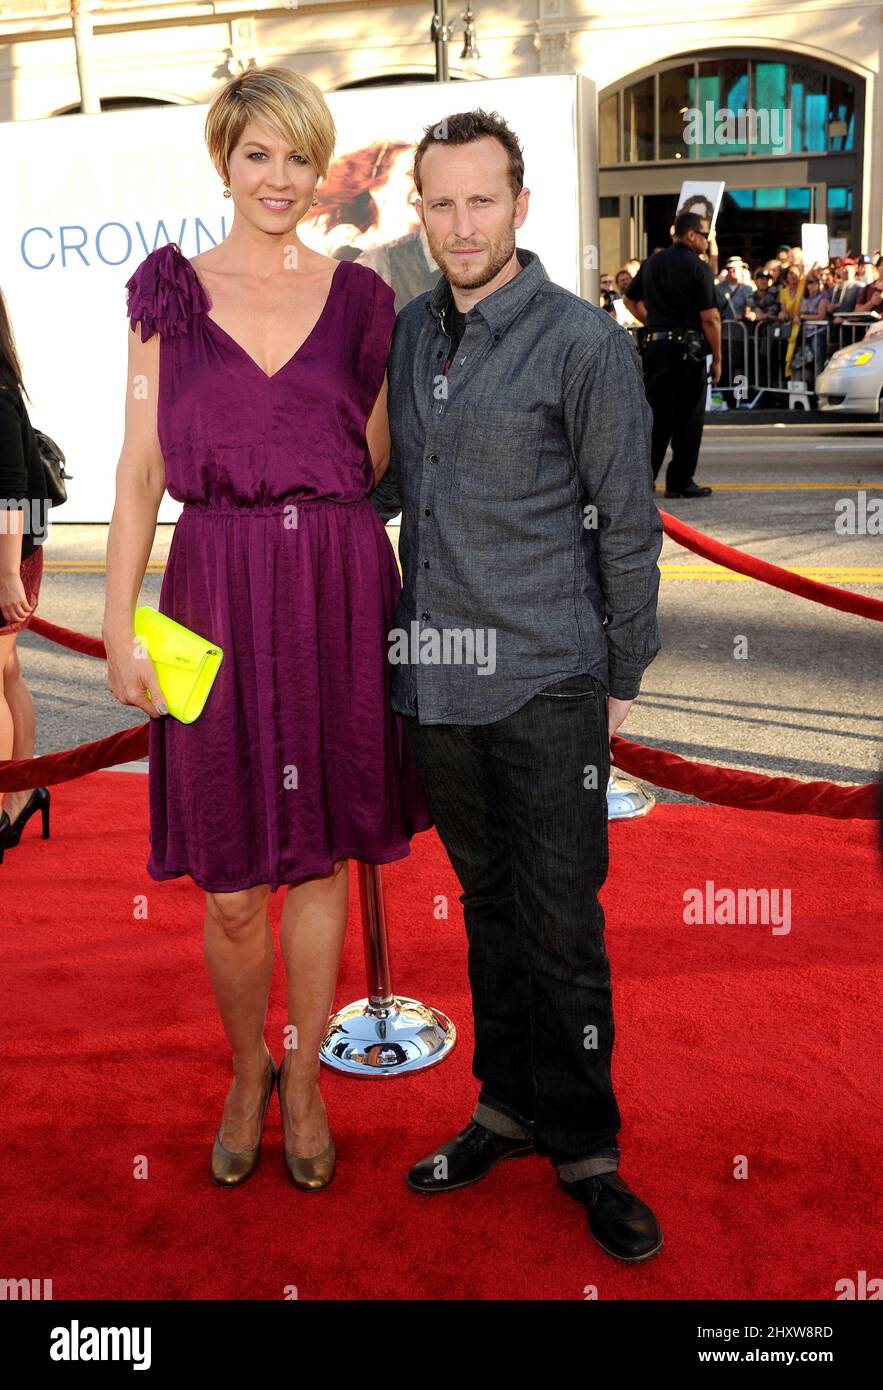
[607, 771, 656, 820]
[320, 995, 457, 1076]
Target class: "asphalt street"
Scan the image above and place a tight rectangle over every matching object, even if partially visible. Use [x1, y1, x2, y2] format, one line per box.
[10, 430, 883, 807]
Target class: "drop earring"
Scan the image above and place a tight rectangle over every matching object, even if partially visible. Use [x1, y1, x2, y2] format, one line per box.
[223, 184, 231, 198]
[311, 194, 318, 206]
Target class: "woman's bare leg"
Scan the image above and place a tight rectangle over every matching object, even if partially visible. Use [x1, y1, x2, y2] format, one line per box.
[278, 858, 349, 1157]
[204, 883, 275, 1150]
[1, 641, 36, 823]
[0, 633, 19, 818]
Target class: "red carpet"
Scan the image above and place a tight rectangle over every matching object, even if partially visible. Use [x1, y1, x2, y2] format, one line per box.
[1, 770, 881, 1301]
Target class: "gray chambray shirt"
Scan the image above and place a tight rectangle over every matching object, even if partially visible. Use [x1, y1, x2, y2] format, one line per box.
[368, 245, 663, 724]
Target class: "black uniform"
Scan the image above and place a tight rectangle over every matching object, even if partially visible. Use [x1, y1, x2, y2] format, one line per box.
[627, 242, 716, 490]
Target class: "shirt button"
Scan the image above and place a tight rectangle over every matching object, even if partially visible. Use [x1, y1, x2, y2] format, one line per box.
[422, 559, 430, 567]
[424, 508, 431, 516]
[421, 612, 430, 621]
[428, 453, 438, 463]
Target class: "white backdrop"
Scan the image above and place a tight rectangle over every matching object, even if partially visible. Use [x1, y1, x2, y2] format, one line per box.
[0, 74, 597, 523]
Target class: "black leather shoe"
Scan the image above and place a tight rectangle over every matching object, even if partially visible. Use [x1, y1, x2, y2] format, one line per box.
[560, 1171, 663, 1262]
[407, 1120, 535, 1193]
[664, 482, 712, 498]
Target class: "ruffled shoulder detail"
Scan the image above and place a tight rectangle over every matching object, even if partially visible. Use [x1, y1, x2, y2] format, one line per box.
[125, 242, 211, 342]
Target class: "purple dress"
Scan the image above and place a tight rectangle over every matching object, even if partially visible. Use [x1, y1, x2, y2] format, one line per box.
[124, 242, 433, 892]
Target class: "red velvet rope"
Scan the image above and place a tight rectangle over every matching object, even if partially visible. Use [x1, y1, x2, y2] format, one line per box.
[659, 510, 883, 622]
[0, 723, 148, 791]
[0, 617, 144, 791]
[610, 735, 878, 819]
[2, 530, 879, 819]
[28, 615, 106, 658]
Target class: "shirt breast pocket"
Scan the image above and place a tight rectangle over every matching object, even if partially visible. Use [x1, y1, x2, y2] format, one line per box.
[453, 406, 543, 501]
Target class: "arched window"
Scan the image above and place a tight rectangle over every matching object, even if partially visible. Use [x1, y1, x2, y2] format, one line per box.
[600, 53, 857, 164]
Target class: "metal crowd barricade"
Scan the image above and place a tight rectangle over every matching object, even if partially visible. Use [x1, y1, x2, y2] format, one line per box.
[829, 313, 878, 357]
[620, 310, 881, 411]
[717, 319, 752, 406]
[750, 318, 814, 407]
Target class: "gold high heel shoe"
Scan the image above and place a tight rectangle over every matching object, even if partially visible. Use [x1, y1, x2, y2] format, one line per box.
[210, 1047, 277, 1186]
[277, 1052, 336, 1190]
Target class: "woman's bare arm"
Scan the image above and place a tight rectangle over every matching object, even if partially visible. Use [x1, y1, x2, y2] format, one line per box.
[365, 370, 391, 485]
[103, 326, 164, 632]
[102, 324, 167, 716]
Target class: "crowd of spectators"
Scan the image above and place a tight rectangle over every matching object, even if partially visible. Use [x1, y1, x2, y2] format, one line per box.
[601, 243, 883, 401]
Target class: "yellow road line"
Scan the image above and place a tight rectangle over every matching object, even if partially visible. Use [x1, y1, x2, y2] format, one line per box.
[680, 482, 882, 491]
[40, 562, 883, 586]
[43, 562, 167, 571]
[679, 481, 881, 491]
[660, 566, 883, 581]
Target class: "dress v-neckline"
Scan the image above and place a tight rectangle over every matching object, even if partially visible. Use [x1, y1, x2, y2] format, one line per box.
[179, 249, 346, 381]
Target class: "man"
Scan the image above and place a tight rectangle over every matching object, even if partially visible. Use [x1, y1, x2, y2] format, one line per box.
[830, 258, 861, 315]
[714, 257, 753, 399]
[855, 254, 875, 289]
[599, 272, 617, 314]
[623, 211, 721, 498]
[746, 267, 783, 390]
[829, 258, 863, 355]
[745, 268, 778, 321]
[369, 109, 664, 1263]
[856, 261, 882, 308]
[715, 257, 753, 320]
[613, 267, 642, 327]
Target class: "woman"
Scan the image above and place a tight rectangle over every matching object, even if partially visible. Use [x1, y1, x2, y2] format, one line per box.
[799, 272, 831, 382]
[0, 289, 51, 864]
[102, 67, 433, 1190]
[777, 265, 806, 379]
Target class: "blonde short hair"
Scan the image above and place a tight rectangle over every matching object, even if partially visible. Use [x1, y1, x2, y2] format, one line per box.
[204, 66, 336, 185]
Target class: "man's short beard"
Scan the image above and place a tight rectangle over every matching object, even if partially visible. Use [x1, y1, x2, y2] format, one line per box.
[427, 227, 517, 290]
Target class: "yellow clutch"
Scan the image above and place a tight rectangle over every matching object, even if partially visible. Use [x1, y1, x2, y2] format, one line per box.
[133, 605, 224, 724]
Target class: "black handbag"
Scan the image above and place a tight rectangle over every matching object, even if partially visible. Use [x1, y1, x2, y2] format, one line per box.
[33, 427, 72, 507]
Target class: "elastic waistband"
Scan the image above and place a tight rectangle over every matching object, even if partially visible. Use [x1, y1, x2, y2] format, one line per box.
[182, 498, 367, 517]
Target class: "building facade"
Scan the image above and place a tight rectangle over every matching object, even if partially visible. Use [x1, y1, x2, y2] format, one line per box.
[1, 0, 879, 270]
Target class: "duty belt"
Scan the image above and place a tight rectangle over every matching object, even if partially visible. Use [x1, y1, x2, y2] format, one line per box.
[644, 329, 694, 343]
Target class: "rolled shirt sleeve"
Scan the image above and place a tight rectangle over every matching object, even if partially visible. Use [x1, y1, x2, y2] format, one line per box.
[368, 443, 402, 523]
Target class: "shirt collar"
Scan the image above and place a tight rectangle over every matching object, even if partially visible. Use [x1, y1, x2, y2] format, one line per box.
[426, 246, 548, 334]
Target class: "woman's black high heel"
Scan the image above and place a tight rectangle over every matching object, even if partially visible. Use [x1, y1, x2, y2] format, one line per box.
[0, 786, 51, 851]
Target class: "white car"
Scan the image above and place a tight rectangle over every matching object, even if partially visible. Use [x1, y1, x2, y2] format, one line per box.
[817, 321, 883, 418]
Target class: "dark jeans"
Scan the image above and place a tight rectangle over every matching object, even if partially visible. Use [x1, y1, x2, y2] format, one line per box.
[403, 672, 621, 1181]
[642, 340, 707, 489]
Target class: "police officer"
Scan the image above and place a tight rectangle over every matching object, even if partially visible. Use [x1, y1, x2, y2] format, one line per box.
[623, 210, 721, 498]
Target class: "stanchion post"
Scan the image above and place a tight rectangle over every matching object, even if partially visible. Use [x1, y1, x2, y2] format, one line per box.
[359, 862, 394, 1009]
[607, 772, 656, 819]
[319, 861, 457, 1076]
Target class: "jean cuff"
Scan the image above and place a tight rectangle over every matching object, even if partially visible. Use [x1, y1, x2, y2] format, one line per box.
[472, 1095, 533, 1141]
[554, 1151, 620, 1182]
